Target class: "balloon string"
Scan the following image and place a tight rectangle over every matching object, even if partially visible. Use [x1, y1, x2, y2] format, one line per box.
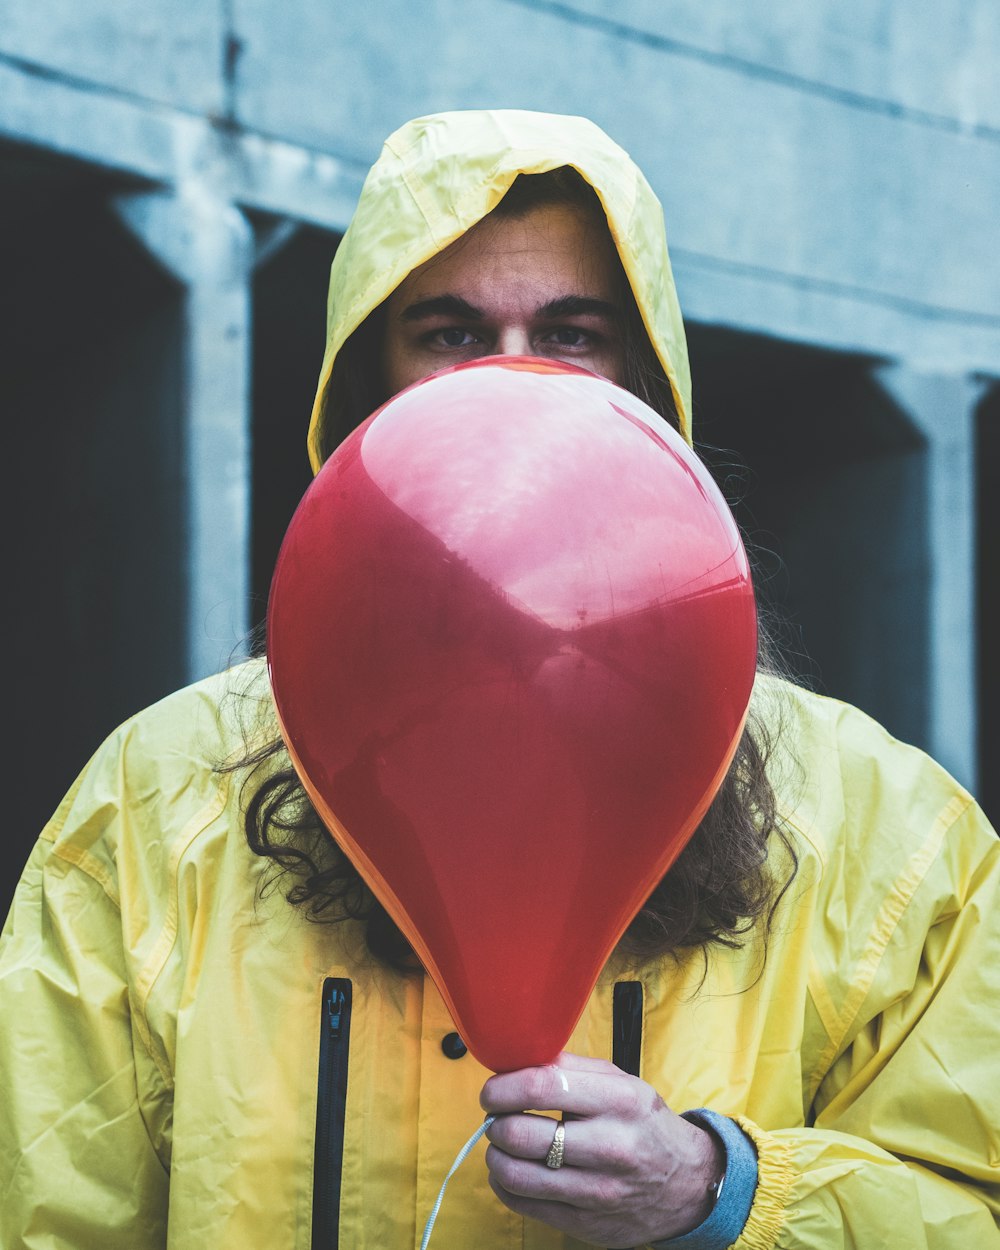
[420, 1115, 496, 1250]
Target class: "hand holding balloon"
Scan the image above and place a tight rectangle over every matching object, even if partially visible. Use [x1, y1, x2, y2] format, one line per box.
[481, 1052, 723, 1246]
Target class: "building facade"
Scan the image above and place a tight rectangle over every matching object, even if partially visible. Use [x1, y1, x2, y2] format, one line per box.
[2, 1, 998, 894]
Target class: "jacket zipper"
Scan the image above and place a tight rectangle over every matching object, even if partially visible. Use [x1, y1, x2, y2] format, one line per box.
[612, 980, 643, 1077]
[611, 981, 644, 1250]
[313, 977, 353, 1250]
[310, 979, 636, 1246]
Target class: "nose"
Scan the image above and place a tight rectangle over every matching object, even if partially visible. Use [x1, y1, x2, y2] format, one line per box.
[493, 327, 534, 358]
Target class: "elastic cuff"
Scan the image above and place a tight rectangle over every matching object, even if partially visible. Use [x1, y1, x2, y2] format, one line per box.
[726, 1116, 792, 1250]
[646, 1109, 758, 1250]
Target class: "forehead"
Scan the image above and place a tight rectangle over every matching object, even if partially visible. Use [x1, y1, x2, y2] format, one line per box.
[389, 202, 622, 308]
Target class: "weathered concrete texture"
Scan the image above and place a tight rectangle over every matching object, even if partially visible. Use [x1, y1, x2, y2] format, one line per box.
[874, 366, 985, 791]
[4, 2, 999, 377]
[228, 3, 1000, 325]
[564, 0, 1000, 131]
[114, 188, 255, 681]
[0, 0, 228, 115]
[0, 60, 368, 229]
[670, 251, 1000, 381]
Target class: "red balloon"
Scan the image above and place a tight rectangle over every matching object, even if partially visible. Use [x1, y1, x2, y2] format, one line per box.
[268, 358, 756, 1072]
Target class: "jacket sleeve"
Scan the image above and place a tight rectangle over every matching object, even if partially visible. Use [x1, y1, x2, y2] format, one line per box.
[0, 761, 171, 1249]
[734, 795, 1000, 1250]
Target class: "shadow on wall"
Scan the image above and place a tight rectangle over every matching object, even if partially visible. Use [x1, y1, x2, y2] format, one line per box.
[2, 140, 186, 908]
[688, 325, 931, 756]
[977, 384, 1000, 826]
[250, 219, 336, 631]
[1, 148, 338, 913]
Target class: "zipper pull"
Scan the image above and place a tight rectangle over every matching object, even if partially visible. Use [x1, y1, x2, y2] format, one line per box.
[327, 986, 347, 1038]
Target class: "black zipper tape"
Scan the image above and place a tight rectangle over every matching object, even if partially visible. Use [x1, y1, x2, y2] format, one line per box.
[612, 980, 643, 1077]
[312, 977, 352, 1250]
[611, 981, 644, 1250]
[310, 978, 639, 1246]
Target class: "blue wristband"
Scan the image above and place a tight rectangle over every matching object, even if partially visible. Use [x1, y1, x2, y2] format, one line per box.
[647, 1109, 758, 1250]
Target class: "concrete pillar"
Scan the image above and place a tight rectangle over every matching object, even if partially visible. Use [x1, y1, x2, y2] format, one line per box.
[113, 186, 254, 682]
[874, 366, 987, 792]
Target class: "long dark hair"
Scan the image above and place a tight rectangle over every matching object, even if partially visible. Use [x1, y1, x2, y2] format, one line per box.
[225, 168, 799, 972]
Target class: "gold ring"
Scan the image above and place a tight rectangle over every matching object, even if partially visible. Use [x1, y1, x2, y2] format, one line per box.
[544, 1119, 566, 1169]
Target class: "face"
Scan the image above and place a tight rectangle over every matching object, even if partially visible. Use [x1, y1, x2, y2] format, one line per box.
[382, 203, 626, 397]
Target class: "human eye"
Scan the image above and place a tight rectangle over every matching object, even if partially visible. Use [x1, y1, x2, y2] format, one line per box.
[426, 326, 480, 349]
[553, 327, 589, 347]
[540, 326, 594, 350]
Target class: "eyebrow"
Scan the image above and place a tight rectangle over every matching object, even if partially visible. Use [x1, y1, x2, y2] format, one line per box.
[399, 295, 484, 322]
[398, 293, 619, 322]
[537, 295, 618, 320]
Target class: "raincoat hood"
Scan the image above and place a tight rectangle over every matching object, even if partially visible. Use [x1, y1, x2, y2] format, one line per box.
[307, 109, 691, 472]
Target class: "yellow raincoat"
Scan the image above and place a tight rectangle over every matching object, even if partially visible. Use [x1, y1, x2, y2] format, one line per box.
[2, 110, 999, 1249]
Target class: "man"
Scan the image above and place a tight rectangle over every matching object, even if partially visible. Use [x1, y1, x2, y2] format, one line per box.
[2, 109, 998, 1249]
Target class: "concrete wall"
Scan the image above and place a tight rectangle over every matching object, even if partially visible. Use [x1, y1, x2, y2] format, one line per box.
[4, 1, 998, 370]
[1, 1, 997, 871]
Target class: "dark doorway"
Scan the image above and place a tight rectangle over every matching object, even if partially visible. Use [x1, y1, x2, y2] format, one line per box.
[251, 222, 341, 631]
[688, 324, 929, 753]
[2, 140, 186, 906]
[977, 382, 1000, 826]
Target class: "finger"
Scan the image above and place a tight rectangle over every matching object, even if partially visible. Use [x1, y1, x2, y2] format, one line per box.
[487, 1174, 585, 1235]
[481, 1065, 642, 1118]
[488, 1175, 636, 1249]
[485, 1144, 626, 1210]
[486, 1111, 640, 1173]
[552, 1051, 629, 1076]
[486, 1112, 565, 1162]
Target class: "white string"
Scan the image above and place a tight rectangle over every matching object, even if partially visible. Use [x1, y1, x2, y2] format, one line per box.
[419, 1115, 496, 1250]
